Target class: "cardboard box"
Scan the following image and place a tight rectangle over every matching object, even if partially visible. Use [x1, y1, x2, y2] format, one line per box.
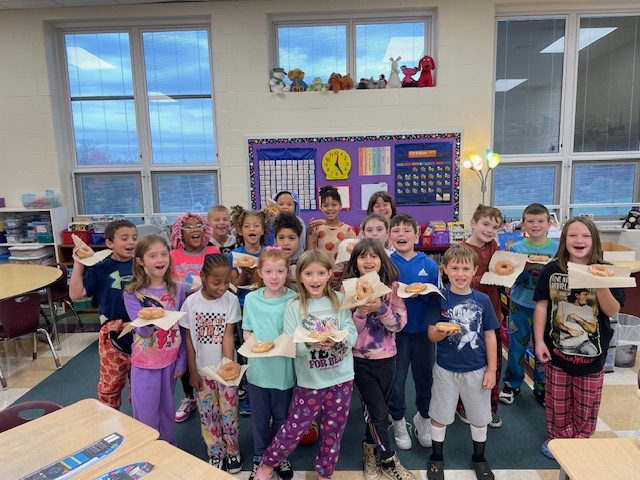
[601, 242, 635, 262]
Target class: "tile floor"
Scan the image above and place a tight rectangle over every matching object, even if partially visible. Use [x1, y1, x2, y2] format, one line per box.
[1, 327, 638, 480]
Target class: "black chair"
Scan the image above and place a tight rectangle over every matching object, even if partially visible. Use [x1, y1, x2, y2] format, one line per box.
[39, 263, 84, 332]
[0, 293, 61, 373]
[0, 400, 62, 433]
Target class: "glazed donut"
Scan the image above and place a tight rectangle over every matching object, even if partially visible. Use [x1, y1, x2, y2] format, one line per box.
[528, 255, 549, 263]
[405, 282, 427, 294]
[219, 361, 241, 381]
[495, 260, 515, 276]
[138, 307, 165, 320]
[309, 331, 332, 342]
[238, 256, 255, 268]
[435, 322, 461, 334]
[587, 264, 615, 277]
[252, 341, 275, 353]
[356, 279, 374, 300]
[76, 245, 95, 259]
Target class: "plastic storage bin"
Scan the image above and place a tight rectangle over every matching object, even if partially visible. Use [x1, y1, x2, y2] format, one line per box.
[61, 229, 90, 245]
[615, 313, 640, 368]
[90, 232, 106, 245]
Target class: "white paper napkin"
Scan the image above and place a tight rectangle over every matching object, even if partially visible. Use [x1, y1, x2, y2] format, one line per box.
[340, 271, 392, 310]
[199, 357, 248, 386]
[480, 251, 529, 288]
[118, 310, 186, 337]
[237, 333, 296, 358]
[567, 262, 636, 289]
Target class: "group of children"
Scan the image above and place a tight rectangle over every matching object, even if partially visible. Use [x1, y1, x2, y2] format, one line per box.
[68, 187, 625, 480]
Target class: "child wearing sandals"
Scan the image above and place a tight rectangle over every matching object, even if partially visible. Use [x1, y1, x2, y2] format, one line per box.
[342, 238, 415, 480]
[426, 244, 499, 480]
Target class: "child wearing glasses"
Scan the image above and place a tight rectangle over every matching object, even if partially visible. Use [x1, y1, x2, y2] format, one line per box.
[170, 212, 220, 423]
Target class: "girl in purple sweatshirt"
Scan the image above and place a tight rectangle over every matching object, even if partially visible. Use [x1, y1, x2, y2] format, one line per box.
[342, 238, 414, 480]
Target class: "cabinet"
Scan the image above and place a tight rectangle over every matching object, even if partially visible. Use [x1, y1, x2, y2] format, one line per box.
[0, 206, 68, 263]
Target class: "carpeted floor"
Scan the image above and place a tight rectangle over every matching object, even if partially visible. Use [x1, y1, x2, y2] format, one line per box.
[16, 341, 555, 471]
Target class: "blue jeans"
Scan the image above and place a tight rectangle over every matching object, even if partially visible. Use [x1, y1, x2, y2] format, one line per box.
[247, 383, 293, 457]
[389, 330, 434, 420]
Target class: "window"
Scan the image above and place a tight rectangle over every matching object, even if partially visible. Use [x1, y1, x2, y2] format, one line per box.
[493, 13, 640, 221]
[63, 26, 218, 220]
[274, 13, 432, 85]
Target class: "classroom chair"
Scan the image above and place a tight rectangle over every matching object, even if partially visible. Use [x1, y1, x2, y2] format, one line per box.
[0, 400, 62, 433]
[39, 263, 84, 332]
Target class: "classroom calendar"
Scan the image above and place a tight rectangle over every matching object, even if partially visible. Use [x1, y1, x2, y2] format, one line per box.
[258, 159, 316, 210]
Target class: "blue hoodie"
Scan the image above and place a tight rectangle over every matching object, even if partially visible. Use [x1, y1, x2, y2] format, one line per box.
[265, 190, 307, 260]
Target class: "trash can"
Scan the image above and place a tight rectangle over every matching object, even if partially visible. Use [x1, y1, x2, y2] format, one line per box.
[614, 314, 640, 368]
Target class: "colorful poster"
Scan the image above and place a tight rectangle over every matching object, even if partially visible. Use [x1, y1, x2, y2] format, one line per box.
[358, 147, 391, 176]
[394, 143, 454, 205]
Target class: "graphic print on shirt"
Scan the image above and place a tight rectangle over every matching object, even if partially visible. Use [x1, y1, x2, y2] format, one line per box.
[549, 272, 601, 358]
[110, 270, 132, 290]
[302, 313, 349, 369]
[134, 291, 181, 350]
[443, 298, 482, 351]
[195, 311, 226, 345]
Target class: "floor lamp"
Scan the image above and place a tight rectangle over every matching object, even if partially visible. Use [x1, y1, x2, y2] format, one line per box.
[462, 149, 501, 205]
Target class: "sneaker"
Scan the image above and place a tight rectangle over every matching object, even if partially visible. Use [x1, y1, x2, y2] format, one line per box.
[238, 385, 247, 400]
[412, 413, 432, 448]
[498, 385, 520, 405]
[209, 455, 227, 471]
[488, 413, 502, 428]
[227, 454, 242, 474]
[456, 410, 470, 425]
[533, 389, 546, 407]
[362, 442, 381, 480]
[249, 460, 261, 480]
[174, 397, 196, 423]
[240, 398, 251, 416]
[391, 418, 412, 450]
[540, 440, 555, 460]
[381, 453, 416, 480]
[275, 457, 294, 480]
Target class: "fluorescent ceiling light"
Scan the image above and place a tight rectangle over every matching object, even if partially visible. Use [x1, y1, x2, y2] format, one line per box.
[66, 47, 117, 70]
[495, 79, 527, 92]
[540, 27, 617, 54]
[148, 92, 176, 102]
[383, 37, 424, 62]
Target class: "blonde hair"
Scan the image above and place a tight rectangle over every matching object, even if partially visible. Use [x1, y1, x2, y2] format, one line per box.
[556, 217, 606, 272]
[208, 204, 230, 217]
[443, 244, 478, 267]
[125, 234, 177, 298]
[295, 249, 340, 315]
[255, 247, 292, 289]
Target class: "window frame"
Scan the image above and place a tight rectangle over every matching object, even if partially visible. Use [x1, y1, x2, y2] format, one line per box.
[492, 10, 640, 222]
[56, 21, 220, 221]
[271, 10, 435, 83]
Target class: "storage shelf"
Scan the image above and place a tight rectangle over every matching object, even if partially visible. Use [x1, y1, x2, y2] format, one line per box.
[0, 242, 55, 247]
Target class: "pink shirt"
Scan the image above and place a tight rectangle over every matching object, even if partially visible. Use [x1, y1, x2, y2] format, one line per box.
[170, 246, 220, 291]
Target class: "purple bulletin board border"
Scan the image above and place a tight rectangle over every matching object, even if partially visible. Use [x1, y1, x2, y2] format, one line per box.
[247, 133, 461, 225]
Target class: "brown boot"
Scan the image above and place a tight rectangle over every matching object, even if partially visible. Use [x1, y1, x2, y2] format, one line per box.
[362, 442, 381, 480]
[381, 453, 417, 480]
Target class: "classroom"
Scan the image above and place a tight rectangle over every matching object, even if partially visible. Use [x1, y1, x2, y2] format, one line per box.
[1, 0, 640, 479]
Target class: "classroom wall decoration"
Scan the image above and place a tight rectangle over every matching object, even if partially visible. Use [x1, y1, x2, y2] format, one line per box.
[247, 132, 460, 226]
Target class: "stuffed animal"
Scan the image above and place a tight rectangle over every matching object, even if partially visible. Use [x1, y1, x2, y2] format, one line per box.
[378, 74, 387, 88]
[357, 78, 369, 90]
[307, 77, 326, 92]
[328, 72, 354, 93]
[418, 55, 436, 87]
[288, 68, 308, 92]
[269, 67, 291, 92]
[401, 65, 419, 87]
[386, 57, 402, 88]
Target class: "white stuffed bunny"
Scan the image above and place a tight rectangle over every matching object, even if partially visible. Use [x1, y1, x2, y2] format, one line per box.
[386, 56, 402, 89]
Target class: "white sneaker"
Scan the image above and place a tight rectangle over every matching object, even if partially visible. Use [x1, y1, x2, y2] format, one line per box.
[392, 418, 412, 450]
[412, 413, 432, 448]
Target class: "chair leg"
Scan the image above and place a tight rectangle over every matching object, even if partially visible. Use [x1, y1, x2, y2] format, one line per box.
[64, 300, 85, 331]
[33, 332, 38, 360]
[0, 364, 6, 389]
[37, 328, 61, 369]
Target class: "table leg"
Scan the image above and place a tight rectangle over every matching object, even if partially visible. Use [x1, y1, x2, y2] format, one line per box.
[558, 468, 569, 480]
[46, 288, 61, 350]
[0, 364, 7, 389]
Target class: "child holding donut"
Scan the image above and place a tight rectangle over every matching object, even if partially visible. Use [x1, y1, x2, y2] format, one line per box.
[500, 203, 558, 407]
[533, 217, 625, 459]
[254, 250, 357, 480]
[388, 214, 442, 450]
[242, 247, 297, 480]
[274, 212, 303, 287]
[179, 253, 242, 472]
[123, 235, 186, 446]
[342, 239, 414, 480]
[426, 244, 500, 480]
[307, 185, 357, 288]
[458, 205, 505, 428]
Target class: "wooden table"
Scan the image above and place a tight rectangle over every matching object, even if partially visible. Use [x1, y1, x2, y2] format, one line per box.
[78, 440, 236, 479]
[548, 437, 640, 479]
[0, 398, 159, 479]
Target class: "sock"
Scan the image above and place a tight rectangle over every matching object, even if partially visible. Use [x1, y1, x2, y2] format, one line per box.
[431, 423, 447, 443]
[472, 441, 487, 463]
[430, 441, 444, 462]
[470, 424, 487, 442]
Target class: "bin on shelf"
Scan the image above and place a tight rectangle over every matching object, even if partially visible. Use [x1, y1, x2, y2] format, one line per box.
[614, 314, 640, 368]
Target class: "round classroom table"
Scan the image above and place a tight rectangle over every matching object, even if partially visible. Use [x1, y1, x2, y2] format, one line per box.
[0, 264, 62, 299]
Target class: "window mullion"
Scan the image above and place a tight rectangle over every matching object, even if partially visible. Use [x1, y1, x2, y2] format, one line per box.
[347, 20, 356, 79]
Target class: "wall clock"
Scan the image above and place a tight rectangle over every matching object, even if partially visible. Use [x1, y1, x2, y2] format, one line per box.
[322, 148, 351, 180]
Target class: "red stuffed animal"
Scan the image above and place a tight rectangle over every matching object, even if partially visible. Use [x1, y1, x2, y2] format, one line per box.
[418, 55, 436, 87]
[328, 72, 354, 93]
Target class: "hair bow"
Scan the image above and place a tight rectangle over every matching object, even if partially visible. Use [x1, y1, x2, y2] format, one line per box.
[265, 246, 283, 251]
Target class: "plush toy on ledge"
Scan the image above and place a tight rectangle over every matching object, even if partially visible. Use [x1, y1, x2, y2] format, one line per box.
[288, 68, 308, 92]
[328, 72, 354, 93]
[386, 57, 402, 88]
[418, 55, 436, 87]
[401, 65, 419, 87]
[269, 67, 291, 92]
[307, 77, 328, 92]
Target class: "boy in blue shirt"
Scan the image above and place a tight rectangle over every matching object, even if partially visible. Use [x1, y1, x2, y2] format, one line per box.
[427, 244, 499, 480]
[500, 203, 558, 406]
[69, 220, 138, 409]
[388, 214, 442, 450]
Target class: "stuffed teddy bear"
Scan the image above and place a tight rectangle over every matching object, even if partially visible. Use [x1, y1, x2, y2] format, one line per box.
[287, 68, 308, 92]
[418, 55, 436, 87]
[328, 72, 354, 93]
[386, 57, 402, 88]
[401, 65, 419, 87]
[269, 67, 291, 92]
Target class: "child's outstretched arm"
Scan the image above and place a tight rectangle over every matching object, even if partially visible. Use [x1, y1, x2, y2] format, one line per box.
[483, 329, 497, 390]
[595, 288, 621, 318]
[69, 259, 87, 300]
[533, 299, 552, 362]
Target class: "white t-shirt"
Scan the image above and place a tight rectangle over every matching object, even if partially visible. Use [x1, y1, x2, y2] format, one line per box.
[179, 290, 241, 371]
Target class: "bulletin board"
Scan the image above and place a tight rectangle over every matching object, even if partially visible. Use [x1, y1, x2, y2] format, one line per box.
[247, 132, 461, 226]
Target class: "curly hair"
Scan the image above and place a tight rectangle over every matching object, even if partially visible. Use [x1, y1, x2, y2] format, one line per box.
[170, 212, 213, 250]
[229, 205, 267, 246]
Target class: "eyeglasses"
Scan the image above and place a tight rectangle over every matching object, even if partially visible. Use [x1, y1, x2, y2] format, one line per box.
[182, 224, 205, 231]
